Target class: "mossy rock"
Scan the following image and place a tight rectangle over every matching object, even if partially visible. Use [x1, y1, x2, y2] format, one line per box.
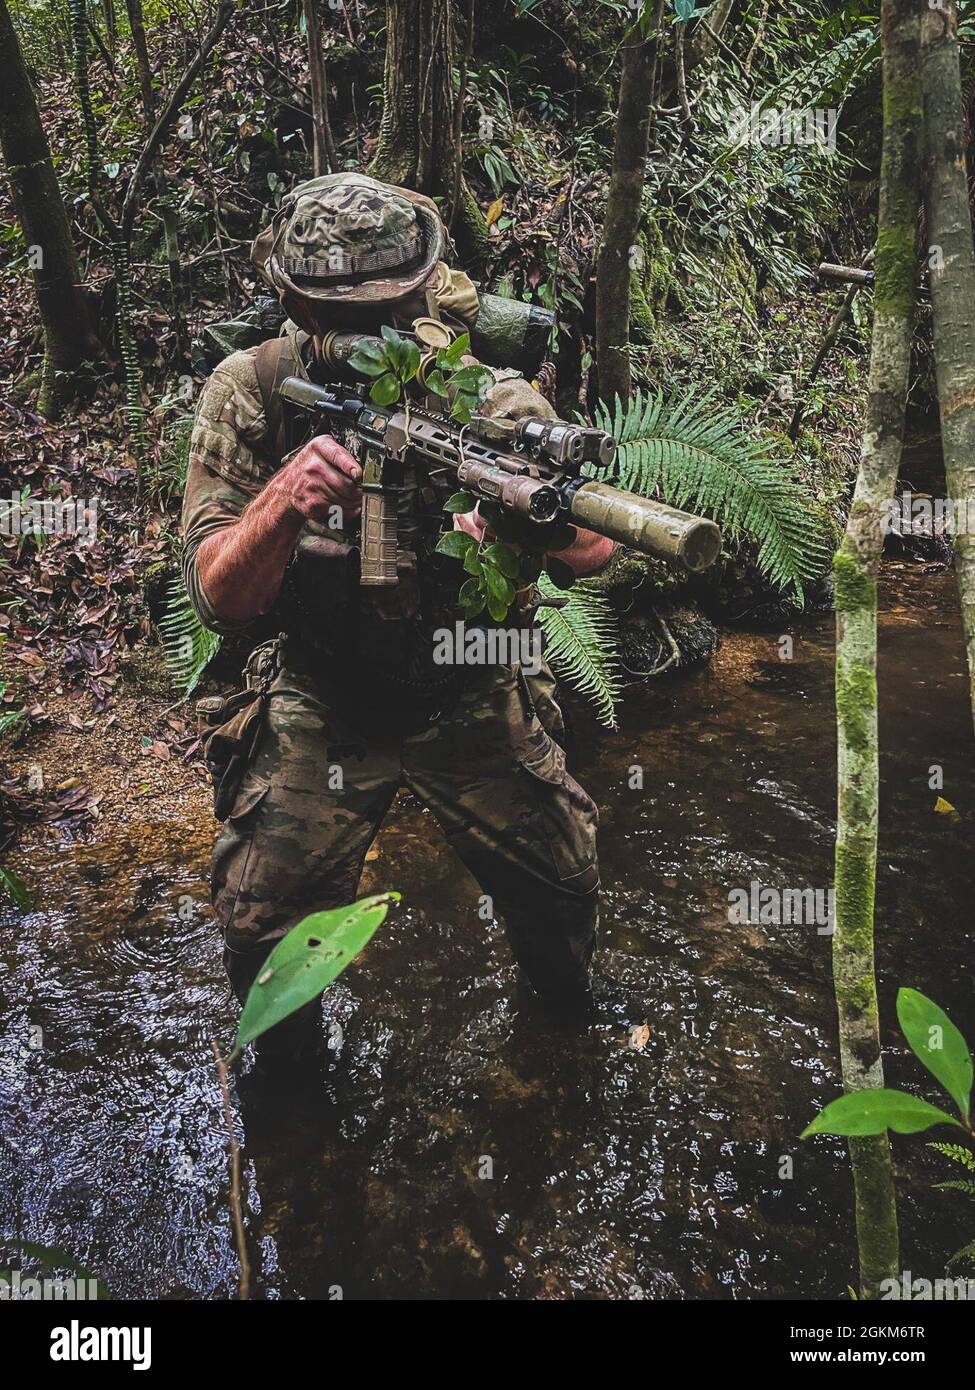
[619, 600, 719, 679]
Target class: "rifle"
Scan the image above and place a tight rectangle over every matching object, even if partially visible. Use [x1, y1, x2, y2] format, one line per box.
[278, 334, 722, 587]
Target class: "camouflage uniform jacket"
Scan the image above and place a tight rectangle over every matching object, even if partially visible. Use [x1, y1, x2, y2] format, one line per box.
[181, 327, 557, 717]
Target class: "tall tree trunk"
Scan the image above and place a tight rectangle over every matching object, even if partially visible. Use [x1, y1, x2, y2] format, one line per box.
[302, 0, 336, 175]
[124, 0, 154, 122]
[369, 0, 487, 261]
[100, 0, 117, 52]
[0, 0, 101, 419]
[832, 0, 920, 1300]
[920, 0, 975, 733]
[596, 22, 654, 405]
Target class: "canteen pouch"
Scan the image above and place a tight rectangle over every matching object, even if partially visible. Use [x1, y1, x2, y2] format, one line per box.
[196, 641, 278, 820]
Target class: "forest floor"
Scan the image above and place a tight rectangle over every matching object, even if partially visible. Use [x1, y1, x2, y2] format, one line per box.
[1, 21, 872, 879]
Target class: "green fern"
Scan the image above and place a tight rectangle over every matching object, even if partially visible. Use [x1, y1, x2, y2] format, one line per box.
[158, 575, 222, 696]
[928, 1142, 975, 1171]
[536, 573, 622, 729]
[947, 1239, 975, 1272]
[927, 1140, 975, 1271]
[592, 389, 830, 604]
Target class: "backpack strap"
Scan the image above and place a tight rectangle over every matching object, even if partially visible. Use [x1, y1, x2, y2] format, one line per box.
[253, 334, 302, 466]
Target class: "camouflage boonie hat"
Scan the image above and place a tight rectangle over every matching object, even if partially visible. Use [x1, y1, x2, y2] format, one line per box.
[252, 172, 447, 306]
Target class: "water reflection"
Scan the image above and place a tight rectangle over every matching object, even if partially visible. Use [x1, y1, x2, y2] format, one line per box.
[1, 552, 972, 1299]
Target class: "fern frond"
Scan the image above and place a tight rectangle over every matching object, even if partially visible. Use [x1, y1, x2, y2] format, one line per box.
[537, 574, 622, 729]
[934, 1180, 975, 1198]
[928, 1142, 975, 1171]
[593, 388, 830, 604]
[947, 1239, 975, 1271]
[158, 575, 221, 696]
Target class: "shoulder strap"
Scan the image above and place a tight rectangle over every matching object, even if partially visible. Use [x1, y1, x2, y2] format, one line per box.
[253, 334, 300, 465]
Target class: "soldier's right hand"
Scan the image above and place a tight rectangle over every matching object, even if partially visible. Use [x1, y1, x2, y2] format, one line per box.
[283, 435, 362, 520]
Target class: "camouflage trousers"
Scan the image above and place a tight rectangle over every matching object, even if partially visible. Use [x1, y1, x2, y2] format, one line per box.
[211, 662, 600, 1016]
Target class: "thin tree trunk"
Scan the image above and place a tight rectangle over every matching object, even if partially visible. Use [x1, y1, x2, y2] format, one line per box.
[302, 0, 335, 175]
[832, 0, 920, 1300]
[100, 0, 117, 52]
[595, 23, 654, 405]
[125, 0, 155, 121]
[0, 0, 101, 419]
[920, 0, 975, 733]
[370, 0, 487, 261]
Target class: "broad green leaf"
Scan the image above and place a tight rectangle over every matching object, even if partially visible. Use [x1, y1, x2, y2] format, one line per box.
[443, 490, 477, 514]
[463, 546, 483, 577]
[801, 1088, 963, 1139]
[458, 577, 481, 605]
[0, 863, 31, 910]
[426, 369, 448, 397]
[370, 373, 401, 406]
[439, 332, 470, 368]
[897, 988, 972, 1121]
[487, 591, 510, 622]
[348, 348, 389, 378]
[236, 892, 400, 1048]
[436, 529, 476, 559]
[449, 365, 493, 394]
[402, 341, 421, 380]
[483, 541, 519, 578]
[484, 565, 515, 608]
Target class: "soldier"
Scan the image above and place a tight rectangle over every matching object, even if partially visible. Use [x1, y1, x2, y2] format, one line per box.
[182, 173, 615, 1058]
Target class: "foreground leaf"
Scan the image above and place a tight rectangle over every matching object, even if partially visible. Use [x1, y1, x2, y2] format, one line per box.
[0, 1238, 108, 1296]
[0, 863, 31, 910]
[896, 988, 972, 1121]
[802, 1088, 963, 1139]
[235, 892, 400, 1048]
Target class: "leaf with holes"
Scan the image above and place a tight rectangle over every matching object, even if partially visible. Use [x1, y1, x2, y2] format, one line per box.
[235, 892, 400, 1048]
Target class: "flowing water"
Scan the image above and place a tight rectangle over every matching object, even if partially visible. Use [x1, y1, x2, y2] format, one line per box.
[1, 444, 973, 1300]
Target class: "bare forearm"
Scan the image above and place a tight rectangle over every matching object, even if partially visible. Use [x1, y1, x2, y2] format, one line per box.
[194, 433, 363, 623]
[196, 473, 305, 623]
[554, 528, 616, 577]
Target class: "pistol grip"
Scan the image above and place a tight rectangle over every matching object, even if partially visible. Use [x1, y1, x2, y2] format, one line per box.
[359, 487, 399, 586]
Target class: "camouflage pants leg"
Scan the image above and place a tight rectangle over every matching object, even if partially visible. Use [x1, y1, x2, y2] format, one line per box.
[211, 672, 400, 1009]
[211, 664, 599, 1026]
[403, 666, 599, 1003]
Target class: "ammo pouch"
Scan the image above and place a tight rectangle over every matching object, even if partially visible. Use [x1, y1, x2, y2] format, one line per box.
[196, 641, 278, 821]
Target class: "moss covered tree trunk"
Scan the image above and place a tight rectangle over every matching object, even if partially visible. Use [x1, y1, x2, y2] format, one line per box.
[920, 0, 975, 733]
[369, 0, 487, 261]
[832, 0, 920, 1300]
[0, 0, 101, 419]
[595, 23, 654, 405]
